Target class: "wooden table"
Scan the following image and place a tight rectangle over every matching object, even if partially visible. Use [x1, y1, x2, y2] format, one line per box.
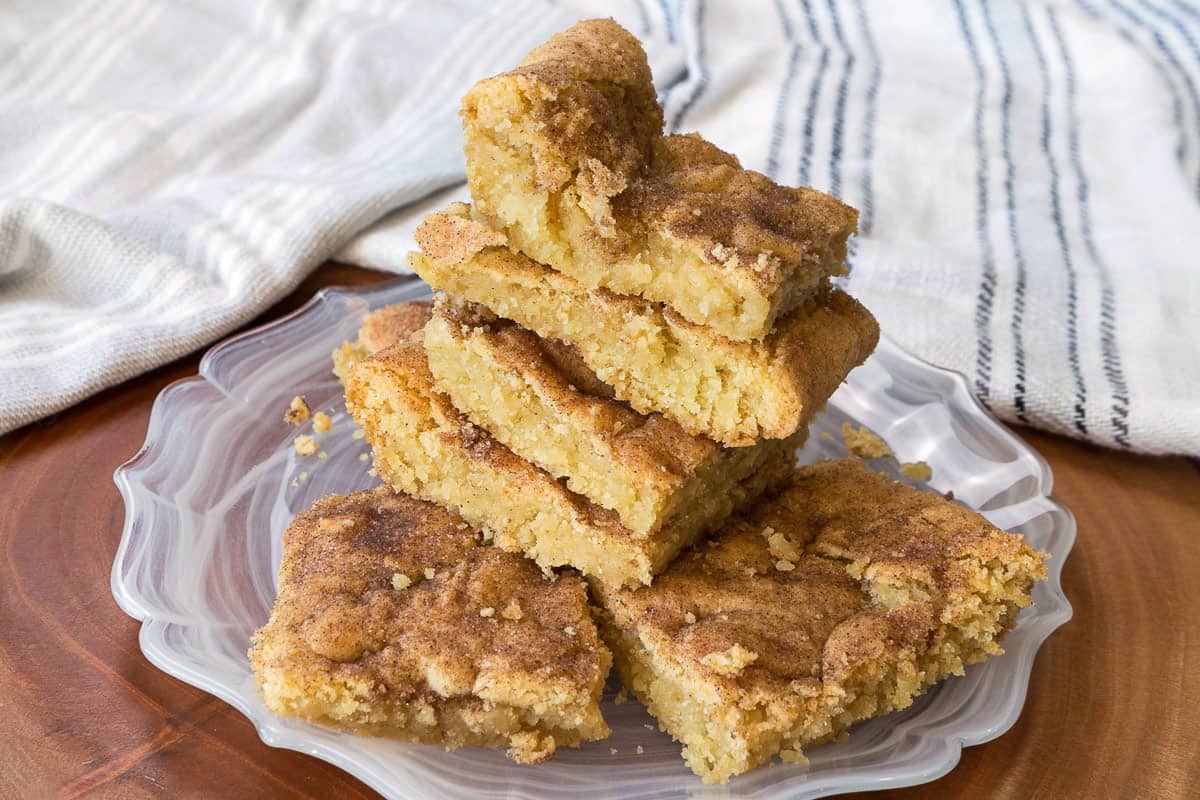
[2, 264, 1197, 799]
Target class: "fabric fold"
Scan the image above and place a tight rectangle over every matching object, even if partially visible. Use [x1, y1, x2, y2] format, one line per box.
[0, 0, 1196, 455]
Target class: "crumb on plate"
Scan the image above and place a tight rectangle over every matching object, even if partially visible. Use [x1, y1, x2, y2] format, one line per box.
[284, 396, 311, 425]
[841, 422, 892, 459]
[900, 461, 933, 481]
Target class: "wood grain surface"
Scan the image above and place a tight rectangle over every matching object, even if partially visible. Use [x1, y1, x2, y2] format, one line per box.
[1, 264, 1197, 800]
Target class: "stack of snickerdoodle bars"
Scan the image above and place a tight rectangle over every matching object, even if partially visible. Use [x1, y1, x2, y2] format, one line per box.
[250, 19, 1047, 784]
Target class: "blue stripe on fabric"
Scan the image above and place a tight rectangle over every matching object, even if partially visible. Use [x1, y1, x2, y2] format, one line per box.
[979, 1, 1034, 425]
[1136, 0, 1200, 190]
[632, 0, 653, 36]
[651, 0, 679, 108]
[669, 0, 709, 133]
[659, 73, 677, 113]
[767, 0, 801, 179]
[824, 0, 853, 198]
[1074, 0, 1189, 164]
[1169, 0, 1200, 23]
[767, 44, 804, 179]
[773, 0, 796, 40]
[952, 0, 998, 403]
[800, 0, 820, 40]
[1019, 0, 1090, 435]
[658, 0, 677, 42]
[1105, 0, 1200, 192]
[851, 0, 881, 236]
[1139, 0, 1200, 69]
[1047, 7, 1132, 445]
[797, 0, 829, 186]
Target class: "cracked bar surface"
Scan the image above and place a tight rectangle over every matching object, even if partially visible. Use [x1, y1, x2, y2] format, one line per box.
[592, 459, 1047, 782]
[249, 487, 611, 764]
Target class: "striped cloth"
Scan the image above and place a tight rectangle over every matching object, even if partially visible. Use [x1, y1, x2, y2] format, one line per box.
[1, 1, 1197, 456]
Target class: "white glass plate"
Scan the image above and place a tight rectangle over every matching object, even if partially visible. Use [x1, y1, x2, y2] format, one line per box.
[112, 277, 1074, 799]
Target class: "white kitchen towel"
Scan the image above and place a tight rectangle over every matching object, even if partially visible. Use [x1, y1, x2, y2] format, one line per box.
[1, 1, 1197, 455]
[0, 0, 648, 433]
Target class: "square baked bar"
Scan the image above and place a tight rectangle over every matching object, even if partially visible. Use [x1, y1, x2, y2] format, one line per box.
[342, 302, 794, 587]
[461, 18, 856, 341]
[249, 487, 611, 764]
[423, 296, 806, 536]
[410, 204, 878, 446]
[592, 459, 1047, 782]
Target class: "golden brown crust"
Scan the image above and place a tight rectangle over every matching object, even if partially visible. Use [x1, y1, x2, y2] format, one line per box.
[354, 337, 634, 539]
[604, 458, 1046, 690]
[424, 295, 806, 535]
[595, 459, 1047, 781]
[412, 203, 507, 265]
[410, 211, 878, 445]
[464, 18, 661, 199]
[792, 459, 1045, 591]
[769, 288, 883, 427]
[249, 488, 611, 762]
[346, 306, 632, 544]
[331, 301, 432, 382]
[632, 134, 857, 303]
[460, 19, 856, 340]
[432, 299, 713, 475]
[430, 298, 712, 490]
[356, 297, 614, 402]
[415, 206, 495, 263]
[342, 302, 795, 586]
[358, 300, 433, 352]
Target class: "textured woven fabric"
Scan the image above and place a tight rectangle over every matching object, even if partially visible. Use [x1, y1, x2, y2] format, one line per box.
[0, 0, 592, 432]
[2, 0, 1198, 454]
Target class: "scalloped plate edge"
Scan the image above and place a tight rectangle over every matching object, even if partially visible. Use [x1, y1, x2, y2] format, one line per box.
[110, 276, 1075, 800]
